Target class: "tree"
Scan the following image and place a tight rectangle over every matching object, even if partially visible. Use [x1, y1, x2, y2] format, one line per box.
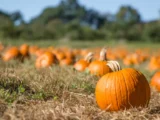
[10, 11, 24, 25]
[142, 21, 160, 42]
[116, 6, 141, 25]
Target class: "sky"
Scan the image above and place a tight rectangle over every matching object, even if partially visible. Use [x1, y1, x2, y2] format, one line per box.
[0, 0, 160, 22]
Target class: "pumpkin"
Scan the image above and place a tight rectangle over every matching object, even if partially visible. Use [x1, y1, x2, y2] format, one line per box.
[55, 51, 66, 61]
[88, 48, 112, 76]
[60, 57, 73, 66]
[35, 51, 57, 68]
[150, 71, 160, 91]
[65, 50, 75, 59]
[74, 52, 93, 72]
[95, 61, 150, 111]
[29, 46, 39, 56]
[148, 56, 160, 71]
[35, 48, 46, 57]
[3, 47, 20, 61]
[19, 44, 29, 56]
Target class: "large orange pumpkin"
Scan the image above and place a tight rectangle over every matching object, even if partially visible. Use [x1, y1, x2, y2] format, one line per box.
[3, 47, 20, 61]
[150, 71, 160, 91]
[35, 51, 57, 68]
[74, 52, 93, 72]
[95, 61, 150, 111]
[88, 48, 112, 76]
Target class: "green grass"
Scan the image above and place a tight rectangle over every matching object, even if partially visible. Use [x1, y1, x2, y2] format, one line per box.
[1, 39, 160, 49]
[0, 39, 160, 119]
[0, 59, 160, 120]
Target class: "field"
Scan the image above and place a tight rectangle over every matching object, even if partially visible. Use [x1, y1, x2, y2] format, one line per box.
[0, 39, 160, 120]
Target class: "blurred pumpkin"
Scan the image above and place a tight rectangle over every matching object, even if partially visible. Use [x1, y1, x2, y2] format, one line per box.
[3, 47, 20, 61]
[150, 71, 160, 91]
[65, 50, 75, 59]
[74, 52, 93, 72]
[29, 46, 39, 56]
[95, 61, 150, 111]
[60, 57, 73, 66]
[35, 48, 46, 57]
[19, 44, 29, 56]
[88, 48, 112, 76]
[35, 51, 57, 68]
[148, 56, 160, 71]
[55, 51, 66, 61]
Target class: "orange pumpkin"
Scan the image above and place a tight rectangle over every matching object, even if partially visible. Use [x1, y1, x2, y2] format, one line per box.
[65, 50, 75, 59]
[35, 51, 57, 68]
[35, 48, 46, 57]
[88, 48, 112, 76]
[29, 46, 39, 56]
[60, 57, 73, 66]
[148, 56, 160, 71]
[3, 47, 20, 61]
[150, 71, 160, 91]
[55, 51, 66, 61]
[19, 44, 29, 56]
[74, 52, 93, 72]
[95, 61, 150, 111]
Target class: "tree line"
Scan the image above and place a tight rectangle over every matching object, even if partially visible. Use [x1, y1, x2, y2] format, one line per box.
[0, 0, 160, 41]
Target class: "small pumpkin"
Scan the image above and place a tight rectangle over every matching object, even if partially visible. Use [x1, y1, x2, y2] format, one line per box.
[88, 48, 112, 76]
[74, 52, 93, 72]
[148, 56, 160, 71]
[95, 61, 151, 111]
[19, 44, 29, 56]
[150, 71, 160, 91]
[35, 51, 57, 68]
[60, 57, 73, 66]
[29, 46, 39, 56]
[55, 51, 66, 61]
[3, 47, 20, 61]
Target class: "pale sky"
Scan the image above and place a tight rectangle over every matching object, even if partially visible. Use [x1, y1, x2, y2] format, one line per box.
[0, 0, 160, 22]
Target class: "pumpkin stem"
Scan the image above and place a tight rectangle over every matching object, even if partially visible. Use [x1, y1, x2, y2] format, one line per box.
[99, 48, 107, 61]
[84, 52, 94, 63]
[107, 60, 121, 72]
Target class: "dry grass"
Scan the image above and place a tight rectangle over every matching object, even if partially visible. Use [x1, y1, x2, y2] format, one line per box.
[0, 59, 160, 120]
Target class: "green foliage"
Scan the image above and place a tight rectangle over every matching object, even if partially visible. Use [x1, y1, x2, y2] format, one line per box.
[142, 21, 160, 42]
[0, 1, 159, 41]
[116, 6, 141, 25]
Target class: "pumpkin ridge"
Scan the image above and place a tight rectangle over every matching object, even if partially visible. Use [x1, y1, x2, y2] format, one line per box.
[117, 72, 123, 109]
[135, 70, 146, 105]
[121, 71, 129, 108]
[136, 70, 150, 106]
[104, 75, 109, 109]
[125, 69, 139, 106]
[108, 73, 114, 110]
[102, 62, 104, 76]
[135, 70, 146, 106]
[115, 72, 120, 110]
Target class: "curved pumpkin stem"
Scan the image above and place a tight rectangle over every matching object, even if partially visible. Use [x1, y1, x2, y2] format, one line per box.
[107, 60, 121, 72]
[99, 48, 107, 61]
[84, 52, 94, 63]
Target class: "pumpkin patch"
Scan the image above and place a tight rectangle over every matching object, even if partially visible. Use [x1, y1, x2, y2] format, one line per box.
[0, 42, 159, 119]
